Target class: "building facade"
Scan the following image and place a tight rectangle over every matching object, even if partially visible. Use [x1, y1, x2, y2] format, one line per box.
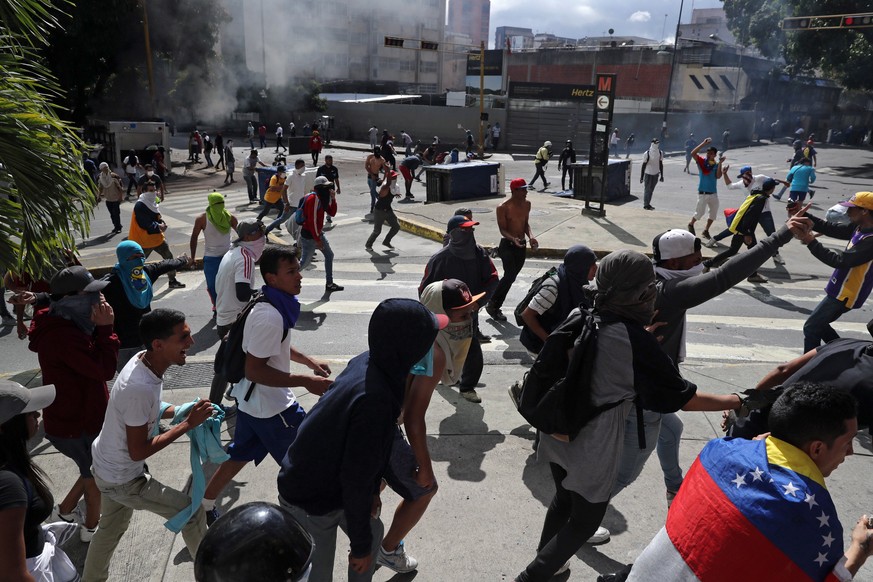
[232, 0, 447, 94]
[448, 0, 490, 47]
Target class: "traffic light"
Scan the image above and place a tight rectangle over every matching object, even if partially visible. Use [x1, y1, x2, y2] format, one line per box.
[384, 36, 404, 48]
[421, 41, 439, 51]
[782, 13, 873, 30]
[843, 14, 873, 28]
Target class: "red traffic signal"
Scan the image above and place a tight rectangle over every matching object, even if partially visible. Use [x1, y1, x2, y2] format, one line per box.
[782, 12, 873, 30]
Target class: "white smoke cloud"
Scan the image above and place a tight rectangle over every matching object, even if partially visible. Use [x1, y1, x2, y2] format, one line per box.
[629, 11, 651, 23]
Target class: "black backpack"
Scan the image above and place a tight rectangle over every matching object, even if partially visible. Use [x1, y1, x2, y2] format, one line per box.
[213, 293, 288, 401]
[514, 267, 558, 326]
[518, 307, 621, 439]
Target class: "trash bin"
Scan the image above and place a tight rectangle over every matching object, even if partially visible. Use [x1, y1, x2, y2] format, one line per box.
[423, 162, 501, 203]
[570, 159, 632, 202]
[256, 167, 278, 203]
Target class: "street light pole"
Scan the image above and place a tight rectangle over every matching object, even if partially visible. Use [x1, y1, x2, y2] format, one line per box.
[479, 40, 485, 157]
[660, 0, 685, 144]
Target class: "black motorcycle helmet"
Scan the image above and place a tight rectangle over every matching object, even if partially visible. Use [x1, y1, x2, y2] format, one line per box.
[194, 502, 313, 581]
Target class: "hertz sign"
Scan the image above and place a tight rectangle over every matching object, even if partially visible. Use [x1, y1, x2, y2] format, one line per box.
[508, 81, 597, 101]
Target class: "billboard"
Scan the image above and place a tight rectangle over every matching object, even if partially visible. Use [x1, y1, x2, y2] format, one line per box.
[466, 50, 504, 94]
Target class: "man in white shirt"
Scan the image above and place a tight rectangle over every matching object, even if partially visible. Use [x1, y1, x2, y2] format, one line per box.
[201, 245, 334, 524]
[210, 219, 266, 404]
[640, 138, 664, 210]
[83, 309, 214, 582]
[275, 123, 285, 153]
[369, 125, 379, 150]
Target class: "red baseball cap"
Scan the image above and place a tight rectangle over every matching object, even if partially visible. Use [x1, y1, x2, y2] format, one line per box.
[510, 178, 527, 190]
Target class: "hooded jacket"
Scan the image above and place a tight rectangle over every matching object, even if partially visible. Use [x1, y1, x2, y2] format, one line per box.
[28, 309, 119, 438]
[419, 237, 498, 302]
[277, 299, 440, 558]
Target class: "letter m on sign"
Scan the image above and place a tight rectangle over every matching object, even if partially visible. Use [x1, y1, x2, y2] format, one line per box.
[597, 76, 613, 93]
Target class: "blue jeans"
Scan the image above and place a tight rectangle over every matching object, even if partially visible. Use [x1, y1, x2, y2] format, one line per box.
[803, 295, 850, 352]
[759, 210, 775, 237]
[300, 232, 334, 284]
[265, 207, 292, 234]
[612, 409, 684, 496]
[367, 177, 379, 212]
[203, 255, 222, 307]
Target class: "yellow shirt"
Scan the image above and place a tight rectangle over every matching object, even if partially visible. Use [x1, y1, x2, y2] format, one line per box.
[265, 175, 286, 204]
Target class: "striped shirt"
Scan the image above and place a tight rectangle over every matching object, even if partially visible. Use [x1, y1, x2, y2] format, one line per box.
[214, 246, 257, 326]
[527, 277, 559, 315]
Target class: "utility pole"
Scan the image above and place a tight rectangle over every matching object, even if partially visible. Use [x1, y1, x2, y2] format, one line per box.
[479, 41, 485, 157]
[660, 0, 685, 143]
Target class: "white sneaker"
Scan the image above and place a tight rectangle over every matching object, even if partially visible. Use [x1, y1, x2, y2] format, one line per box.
[50, 504, 81, 524]
[377, 540, 418, 573]
[586, 526, 611, 545]
[555, 560, 571, 575]
[79, 525, 98, 543]
[702, 238, 718, 248]
[773, 253, 786, 265]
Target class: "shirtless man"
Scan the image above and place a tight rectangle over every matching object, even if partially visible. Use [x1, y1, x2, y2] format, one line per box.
[485, 178, 538, 322]
[364, 146, 388, 219]
[377, 279, 483, 573]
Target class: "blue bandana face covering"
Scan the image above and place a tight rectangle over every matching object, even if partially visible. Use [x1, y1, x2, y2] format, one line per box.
[114, 240, 153, 309]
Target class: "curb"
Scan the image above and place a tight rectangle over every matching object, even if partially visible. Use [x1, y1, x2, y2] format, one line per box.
[395, 216, 619, 260]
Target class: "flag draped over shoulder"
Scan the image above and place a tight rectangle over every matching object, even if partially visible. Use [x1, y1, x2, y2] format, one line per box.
[663, 436, 848, 582]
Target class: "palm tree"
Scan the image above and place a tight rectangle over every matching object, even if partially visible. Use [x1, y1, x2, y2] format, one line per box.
[0, 0, 95, 279]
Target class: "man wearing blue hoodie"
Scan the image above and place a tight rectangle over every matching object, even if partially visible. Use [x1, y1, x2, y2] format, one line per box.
[277, 299, 448, 582]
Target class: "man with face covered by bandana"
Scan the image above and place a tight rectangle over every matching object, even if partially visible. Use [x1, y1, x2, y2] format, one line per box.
[28, 266, 119, 543]
[585, 223, 794, 545]
[376, 279, 484, 573]
[128, 180, 186, 290]
[515, 251, 747, 582]
[101, 240, 188, 371]
[420, 216, 499, 403]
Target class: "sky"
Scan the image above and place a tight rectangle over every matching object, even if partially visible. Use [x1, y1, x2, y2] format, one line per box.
[488, 0, 724, 44]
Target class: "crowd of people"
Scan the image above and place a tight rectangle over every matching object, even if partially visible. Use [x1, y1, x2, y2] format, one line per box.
[3, 125, 873, 582]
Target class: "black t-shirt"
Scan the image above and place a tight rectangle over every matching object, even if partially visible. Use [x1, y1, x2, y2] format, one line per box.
[316, 164, 340, 183]
[375, 189, 395, 211]
[784, 338, 873, 428]
[0, 468, 52, 558]
[137, 174, 164, 191]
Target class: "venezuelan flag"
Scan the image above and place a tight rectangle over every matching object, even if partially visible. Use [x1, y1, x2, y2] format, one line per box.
[662, 437, 846, 582]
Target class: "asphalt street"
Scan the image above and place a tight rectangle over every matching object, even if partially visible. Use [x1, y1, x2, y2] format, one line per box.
[2, 140, 873, 581]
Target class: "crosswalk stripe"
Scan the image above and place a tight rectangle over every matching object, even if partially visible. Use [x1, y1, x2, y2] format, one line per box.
[686, 313, 869, 334]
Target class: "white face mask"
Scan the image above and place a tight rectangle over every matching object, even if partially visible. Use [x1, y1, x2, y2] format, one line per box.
[296, 167, 305, 175]
[146, 171, 153, 177]
[278, 173, 286, 179]
[390, 181, 401, 196]
[240, 236, 266, 261]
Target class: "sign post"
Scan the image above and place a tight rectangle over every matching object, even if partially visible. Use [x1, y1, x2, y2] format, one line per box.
[583, 74, 617, 217]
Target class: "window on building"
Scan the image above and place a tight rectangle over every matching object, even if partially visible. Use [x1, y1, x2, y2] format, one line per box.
[689, 74, 705, 90]
[719, 75, 735, 90]
[420, 61, 437, 73]
[703, 75, 719, 90]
